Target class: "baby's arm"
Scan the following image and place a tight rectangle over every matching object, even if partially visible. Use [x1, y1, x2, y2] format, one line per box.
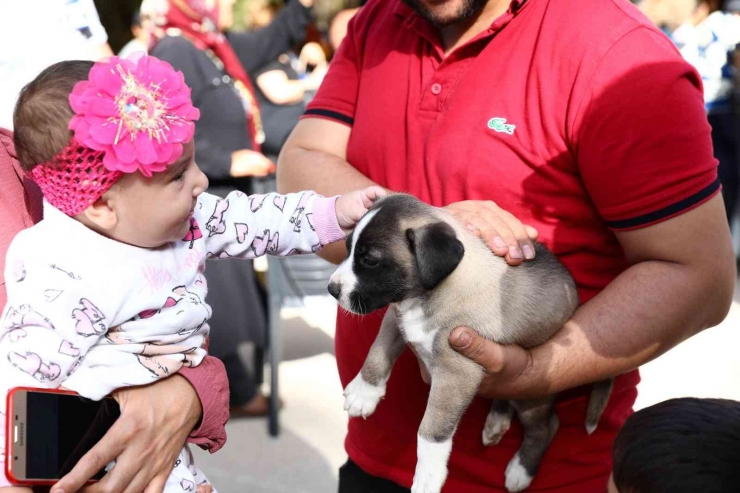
[196, 187, 386, 259]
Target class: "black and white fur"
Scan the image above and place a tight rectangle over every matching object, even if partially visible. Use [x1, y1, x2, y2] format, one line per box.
[328, 194, 613, 492]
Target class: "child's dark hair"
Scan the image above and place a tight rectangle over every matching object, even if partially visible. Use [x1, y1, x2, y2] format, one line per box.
[612, 398, 740, 493]
[13, 60, 94, 172]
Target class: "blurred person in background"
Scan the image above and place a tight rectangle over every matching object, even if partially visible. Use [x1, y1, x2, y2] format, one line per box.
[671, 0, 740, 228]
[145, 0, 315, 417]
[246, 0, 328, 159]
[327, 0, 367, 52]
[118, 12, 150, 58]
[0, 0, 112, 129]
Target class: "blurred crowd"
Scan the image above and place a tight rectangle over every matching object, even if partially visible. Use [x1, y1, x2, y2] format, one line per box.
[638, 0, 740, 232]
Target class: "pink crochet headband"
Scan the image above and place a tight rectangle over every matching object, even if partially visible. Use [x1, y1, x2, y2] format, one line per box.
[29, 54, 200, 216]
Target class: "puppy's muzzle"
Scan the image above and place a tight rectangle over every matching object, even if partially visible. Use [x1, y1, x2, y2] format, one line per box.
[327, 281, 341, 300]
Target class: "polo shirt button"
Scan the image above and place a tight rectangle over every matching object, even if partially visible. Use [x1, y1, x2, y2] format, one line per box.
[431, 83, 442, 95]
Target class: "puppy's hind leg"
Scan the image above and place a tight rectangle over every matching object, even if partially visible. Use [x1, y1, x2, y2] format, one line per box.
[585, 377, 614, 435]
[483, 399, 514, 446]
[505, 397, 558, 493]
[344, 308, 406, 418]
[412, 359, 482, 493]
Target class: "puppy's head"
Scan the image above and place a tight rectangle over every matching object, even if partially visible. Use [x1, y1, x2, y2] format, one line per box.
[328, 194, 465, 314]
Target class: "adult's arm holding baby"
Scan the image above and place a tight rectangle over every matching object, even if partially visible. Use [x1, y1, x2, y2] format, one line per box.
[51, 373, 208, 493]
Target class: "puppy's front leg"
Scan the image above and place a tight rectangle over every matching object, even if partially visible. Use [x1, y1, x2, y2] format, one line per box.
[412, 359, 482, 493]
[344, 307, 406, 418]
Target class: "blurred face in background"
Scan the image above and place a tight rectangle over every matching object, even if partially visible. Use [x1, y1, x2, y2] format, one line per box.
[217, 0, 236, 30]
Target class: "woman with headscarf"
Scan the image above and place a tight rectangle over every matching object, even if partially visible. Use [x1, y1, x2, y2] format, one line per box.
[145, 0, 315, 417]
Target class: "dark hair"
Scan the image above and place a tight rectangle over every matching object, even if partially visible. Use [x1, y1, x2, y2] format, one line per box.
[612, 398, 740, 493]
[12, 60, 94, 171]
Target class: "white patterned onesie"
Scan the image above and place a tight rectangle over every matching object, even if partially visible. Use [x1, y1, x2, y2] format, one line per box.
[0, 190, 344, 490]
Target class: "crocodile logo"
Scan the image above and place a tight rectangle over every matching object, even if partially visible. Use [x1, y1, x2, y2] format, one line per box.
[487, 117, 516, 135]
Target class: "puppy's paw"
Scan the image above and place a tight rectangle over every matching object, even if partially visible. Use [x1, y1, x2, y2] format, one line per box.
[482, 409, 512, 446]
[411, 436, 451, 493]
[343, 373, 385, 418]
[505, 455, 533, 492]
[411, 465, 447, 493]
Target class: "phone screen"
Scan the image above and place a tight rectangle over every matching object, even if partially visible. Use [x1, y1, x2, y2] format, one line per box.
[22, 392, 120, 481]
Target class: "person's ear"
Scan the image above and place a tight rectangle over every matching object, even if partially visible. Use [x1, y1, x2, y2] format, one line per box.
[81, 196, 118, 231]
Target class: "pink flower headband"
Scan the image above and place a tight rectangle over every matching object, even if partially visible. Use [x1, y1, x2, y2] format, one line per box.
[30, 54, 200, 216]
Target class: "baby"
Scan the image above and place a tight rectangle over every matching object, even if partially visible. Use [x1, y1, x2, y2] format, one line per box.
[0, 55, 384, 492]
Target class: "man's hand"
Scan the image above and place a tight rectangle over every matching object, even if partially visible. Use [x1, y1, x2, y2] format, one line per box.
[445, 201, 538, 265]
[416, 328, 532, 399]
[52, 375, 202, 493]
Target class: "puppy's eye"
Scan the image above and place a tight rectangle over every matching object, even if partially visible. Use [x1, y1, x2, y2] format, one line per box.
[360, 256, 379, 268]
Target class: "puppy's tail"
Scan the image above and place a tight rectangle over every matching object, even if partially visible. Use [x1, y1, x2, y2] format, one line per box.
[585, 378, 614, 435]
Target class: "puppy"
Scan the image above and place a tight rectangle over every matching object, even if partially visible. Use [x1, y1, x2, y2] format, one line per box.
[328, 194, 613, 493]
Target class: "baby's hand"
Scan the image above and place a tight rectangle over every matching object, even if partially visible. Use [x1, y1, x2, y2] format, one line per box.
[335, 186, 388, 233]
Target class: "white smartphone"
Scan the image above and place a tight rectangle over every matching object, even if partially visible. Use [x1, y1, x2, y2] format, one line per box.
[5, 387, 119, 486]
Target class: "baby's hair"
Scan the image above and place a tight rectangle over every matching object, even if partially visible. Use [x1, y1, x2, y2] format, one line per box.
[13, 60, 94, 171]
[612, 397, 740, 493]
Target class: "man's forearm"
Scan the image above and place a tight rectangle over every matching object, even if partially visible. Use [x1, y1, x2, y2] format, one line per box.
[277, 147, 376, 197]
[508, 259, 734, 399]
[277, 140, 379, 263]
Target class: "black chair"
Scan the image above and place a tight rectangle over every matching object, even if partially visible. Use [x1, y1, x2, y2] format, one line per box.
[252, 175, 336, 436]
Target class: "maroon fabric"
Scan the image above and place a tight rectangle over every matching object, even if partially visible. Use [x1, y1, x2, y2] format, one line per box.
[0, 128, 43, 309]
[154, 0, 263, 152]
[180, 355, 230, 452]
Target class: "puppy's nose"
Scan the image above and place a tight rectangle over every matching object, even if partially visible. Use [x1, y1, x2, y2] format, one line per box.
[327, 282, 341, 299]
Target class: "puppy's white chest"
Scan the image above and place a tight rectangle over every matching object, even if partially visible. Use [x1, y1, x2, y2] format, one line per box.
[398, 302, 435, 356]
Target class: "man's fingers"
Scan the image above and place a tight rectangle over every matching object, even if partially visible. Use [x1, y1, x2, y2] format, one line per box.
[53, 422, 128, 493]
[83, 449, 148, 493]
[525, 225, 539, 241]
[494, 207, 536, 261]
[449, 327, 505, 373]
[140, 470, 169, 493]
[196, 484, 213, 493]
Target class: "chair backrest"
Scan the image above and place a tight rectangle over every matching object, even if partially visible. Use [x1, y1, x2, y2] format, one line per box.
[267, 255, 336, 303]
[253, 175, 336, 303]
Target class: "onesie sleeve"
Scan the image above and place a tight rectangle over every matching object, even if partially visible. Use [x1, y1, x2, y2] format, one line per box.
[194, 190, 345, 259]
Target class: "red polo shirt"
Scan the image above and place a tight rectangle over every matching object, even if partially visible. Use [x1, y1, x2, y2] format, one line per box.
[305, 0, 718, 490]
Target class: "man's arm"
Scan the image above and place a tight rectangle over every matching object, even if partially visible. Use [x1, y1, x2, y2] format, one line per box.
[277, 118, 377, 264]
[448, 194, 737, 399]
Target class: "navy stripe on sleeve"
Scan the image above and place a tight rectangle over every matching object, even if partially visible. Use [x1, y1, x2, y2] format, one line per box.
[303, 108, 354, 125]
[606, 177, 721, 230]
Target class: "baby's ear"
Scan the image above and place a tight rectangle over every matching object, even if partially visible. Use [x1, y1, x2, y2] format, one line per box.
[80, 196, 118, 231]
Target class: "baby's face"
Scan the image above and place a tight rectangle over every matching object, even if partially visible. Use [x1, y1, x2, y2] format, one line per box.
[107, 140, 209, 248]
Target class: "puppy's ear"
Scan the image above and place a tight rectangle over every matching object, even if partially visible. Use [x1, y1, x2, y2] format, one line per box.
[406, 222, 464, 290]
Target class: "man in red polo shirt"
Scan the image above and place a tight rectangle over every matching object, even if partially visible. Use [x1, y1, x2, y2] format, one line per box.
[278, 0, 737, 491]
